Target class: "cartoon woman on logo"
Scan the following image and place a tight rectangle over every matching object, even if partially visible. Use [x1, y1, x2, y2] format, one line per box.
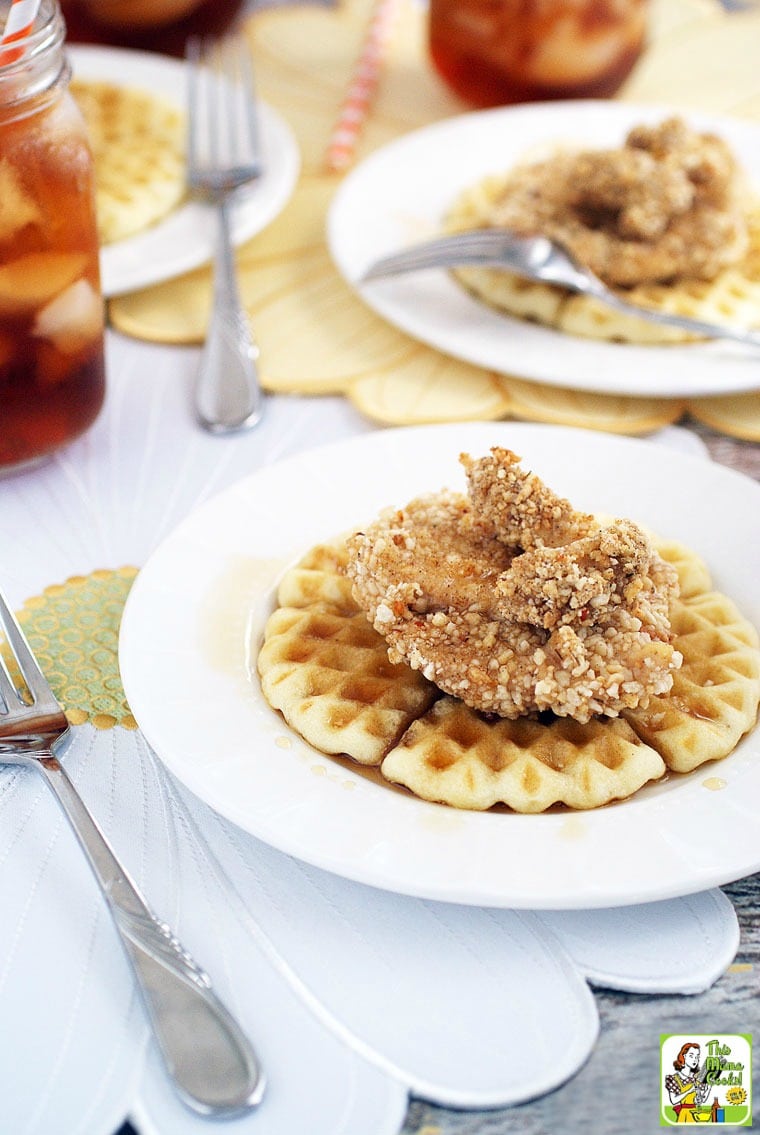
[665, 1042, 710, 1122]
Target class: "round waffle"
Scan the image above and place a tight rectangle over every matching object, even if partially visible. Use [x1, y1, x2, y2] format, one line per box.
[257, 537, 760, 812]
[70, 77, 186, 245]
[381, 696, 667, 813]
[623, 589, 760, 773]
[258, 543, 438, 766]
[645, 537, 712, 599]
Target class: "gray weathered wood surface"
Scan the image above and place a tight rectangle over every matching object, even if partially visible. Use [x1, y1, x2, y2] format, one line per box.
[403, 877, 759, 1134]
[404, 881, 758, 1133]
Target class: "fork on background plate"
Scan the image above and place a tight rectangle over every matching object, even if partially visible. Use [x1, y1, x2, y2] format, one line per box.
[186, 34, 265, 434]
[361, 227, 760, 350]
[0, 588, 265, 1117]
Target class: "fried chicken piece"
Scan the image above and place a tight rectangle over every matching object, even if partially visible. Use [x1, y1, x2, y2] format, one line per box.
[497, 519, 674, 641]
[566, 148, 695, 241]
[461, 446, 596, 549]
[352, 490, 515, 620]
[487, 116, 748, 287]
[627, 118, 737, 209]
[346, 449, 681, 723]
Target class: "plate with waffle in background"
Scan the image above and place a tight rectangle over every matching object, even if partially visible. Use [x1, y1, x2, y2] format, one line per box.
[68, 43, 300, 295]
[329, 101, 760, 398]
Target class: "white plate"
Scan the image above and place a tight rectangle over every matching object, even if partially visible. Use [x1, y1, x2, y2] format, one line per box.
[68, 45, 300, 297]
[328, 101, 760, 399]
[118, 423, 760, 909]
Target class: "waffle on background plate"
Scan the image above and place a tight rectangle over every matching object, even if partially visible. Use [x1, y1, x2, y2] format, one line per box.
[71, 78, 186, 244]
[444, 177, 760, 347]
[258, 538, 760, 813]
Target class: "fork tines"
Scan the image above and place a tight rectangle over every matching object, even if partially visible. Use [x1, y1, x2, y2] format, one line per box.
[186, 35, 262, 193]
[0, 589, 60, 716]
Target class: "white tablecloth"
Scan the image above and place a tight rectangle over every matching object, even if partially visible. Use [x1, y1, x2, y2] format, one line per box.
[0, 331, 741, 1135]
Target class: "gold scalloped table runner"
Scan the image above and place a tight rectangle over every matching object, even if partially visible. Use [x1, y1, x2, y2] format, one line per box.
[108, 0, 760, 439]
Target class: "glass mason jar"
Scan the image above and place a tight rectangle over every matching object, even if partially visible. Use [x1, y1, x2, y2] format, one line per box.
[429, 0, 649, 108]
[0, 0, 105, 474]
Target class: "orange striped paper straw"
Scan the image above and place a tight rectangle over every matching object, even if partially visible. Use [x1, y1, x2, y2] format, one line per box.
[0, 0, 40, 64]
[325, 0, 400, 172]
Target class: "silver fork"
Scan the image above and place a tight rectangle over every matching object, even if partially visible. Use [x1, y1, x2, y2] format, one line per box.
[186, 35, 264, 433]
[361, 228, 760, 349]
[0, 588, 265, 1117]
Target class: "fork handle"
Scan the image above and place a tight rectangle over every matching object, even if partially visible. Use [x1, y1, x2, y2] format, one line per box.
[195, 197, 264, 434]
[37, 752, 265, 1116]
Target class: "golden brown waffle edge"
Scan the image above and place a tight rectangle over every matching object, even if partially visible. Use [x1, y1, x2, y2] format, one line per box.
[258, 542, 438, 766]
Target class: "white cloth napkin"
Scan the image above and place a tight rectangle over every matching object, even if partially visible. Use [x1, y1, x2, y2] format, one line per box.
[0, 334, 735, 1135]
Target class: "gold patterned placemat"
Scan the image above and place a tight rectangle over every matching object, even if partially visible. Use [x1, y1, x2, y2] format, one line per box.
[10, 569, 138, 730]
[108, 0, 760, 438]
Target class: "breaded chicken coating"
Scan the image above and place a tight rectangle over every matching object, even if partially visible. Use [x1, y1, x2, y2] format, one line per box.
[346, 448, 681, 723]
[498, 519, 674, 640]
[461, 446, 597, 549]
[486, 116, 748, 287]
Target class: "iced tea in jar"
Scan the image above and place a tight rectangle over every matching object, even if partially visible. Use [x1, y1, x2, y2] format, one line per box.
[429, 0, 648, 108]
[60, 0, 245, 57]
[0, 0, 105, 473]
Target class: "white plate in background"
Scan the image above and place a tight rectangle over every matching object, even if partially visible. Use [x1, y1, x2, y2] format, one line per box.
[328, 101, 760, 398]
[69, 44, 300, 296]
